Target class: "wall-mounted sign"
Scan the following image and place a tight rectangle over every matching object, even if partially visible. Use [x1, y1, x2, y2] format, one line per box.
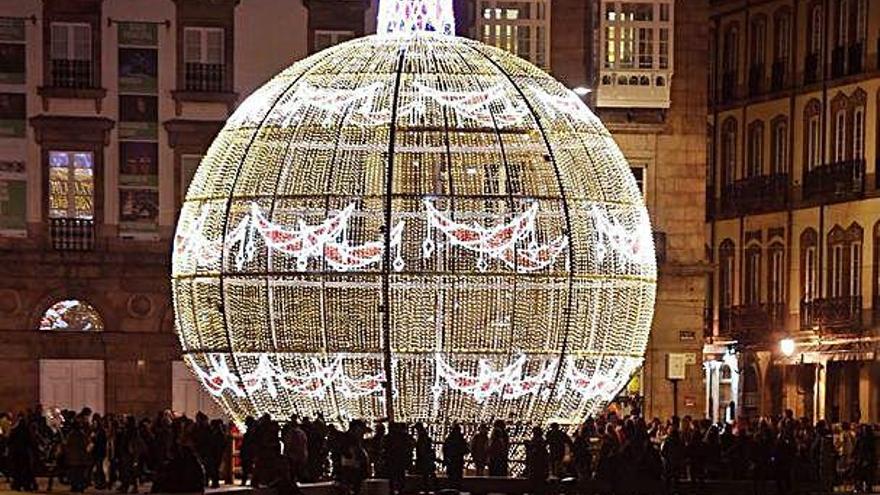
[679, 330, 696, 341]
[667, 353, 687, 380]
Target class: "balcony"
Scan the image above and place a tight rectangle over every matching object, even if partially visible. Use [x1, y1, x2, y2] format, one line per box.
[720, 71, 737, 103]
[802, 159, 864, 201]
[849, 42, 863, 75]
[595, 69, 672, 109]
[720, 173, 789, 216]
[50, 218, 95, 251]
[50, 59, 96, 89]
[771, 60, 786, 92]
[800, 296, 862, 334]
[719, 303, 785, 344]
[748, 64, 764, 96]
[184, 63, 226, 92]
[831, 46, 846, 79]
[804, 53, 819, 84]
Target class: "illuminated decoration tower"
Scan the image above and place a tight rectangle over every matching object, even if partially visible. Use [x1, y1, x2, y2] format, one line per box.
[172, 0, 656, 428]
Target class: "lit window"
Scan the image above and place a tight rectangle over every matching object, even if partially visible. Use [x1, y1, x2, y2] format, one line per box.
[477, 0, 550, 69]
[39, 299, 104, 332]
[48, 151, 94, 220]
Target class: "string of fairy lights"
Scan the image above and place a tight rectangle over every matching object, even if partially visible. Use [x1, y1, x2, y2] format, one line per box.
[172, 0, 656, 430]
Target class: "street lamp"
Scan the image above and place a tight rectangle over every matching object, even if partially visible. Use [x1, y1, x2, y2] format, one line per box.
[572, 86, 591, 96]
[780, 338, 795, 357]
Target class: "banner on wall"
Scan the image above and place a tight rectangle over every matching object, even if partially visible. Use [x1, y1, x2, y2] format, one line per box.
[118, 22, 157, 47]
[119, 142, 158, 187]
[119, 188, 158, 232]
[0, 93, 25, 137]
[119, 48, 158, 93]
[119, 95, 158, 140]
[0, 160, 26, 235]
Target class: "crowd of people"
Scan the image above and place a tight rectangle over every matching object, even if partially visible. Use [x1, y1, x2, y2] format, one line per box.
[0, 405, 879, 494]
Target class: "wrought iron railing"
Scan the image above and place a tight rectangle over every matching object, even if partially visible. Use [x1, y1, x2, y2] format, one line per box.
[50, 218, 95, 251]
[184, 62, 226, 92]
[720, 173, 789, 216]
[50, 59, 96, 89]
[802, 159, 864, 201]
[800, 296, 862, 333]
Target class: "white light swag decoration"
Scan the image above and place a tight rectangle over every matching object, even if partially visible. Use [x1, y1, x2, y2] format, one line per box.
[172, 0, 656, 431]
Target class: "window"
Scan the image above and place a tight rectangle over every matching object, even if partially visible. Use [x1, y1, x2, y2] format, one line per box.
[810, 4, 823, 55]
[744, 245, 761, 306]
[48, 151, 94, 220]
[827, 224, 864, 299]
[855, 0, 867, 42]
[0, 18, 26, 84]
[837, 0, 849, 47]
[720, 239, 736, 310]
[747, 121, 763, 178]
[314, 30, 355, 52]
[804, 99, 822, 170]
[768, 243, 785, 305]
[50, 22, 91, 61]
[723, 25, 739, 75]
[750, 17, 766, 68]
[49, 22, 93, 88]
[183, 27, 225, 92]
[478, 0, 550, 69]
[833, 108, 847, 163]
[770, 117, 787, 174]
[801, 228, 818, 302]
[774, 10, 790, 64]
[39, 299, 104, 332]
[0, 93, 26, 138]
[853, 107, 865, 159]
[180, 154, 202, 202]
[721, 118, 738, 186]
[630, 165, 646, 198]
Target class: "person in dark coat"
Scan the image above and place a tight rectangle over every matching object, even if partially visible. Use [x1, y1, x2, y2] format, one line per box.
[92, 414, 108, 489]
[8, 415, 37, 491]
[853, 424, 876, 493]
[525, 426, 549, 488]
[64, 419, 91, 492]
[384, 422, 414, 494]
[545, 423, 571, 478]
[488, 420, 510, 477]
[239, 416, 257, 486]
[151, 433, 205, 494]
[442, 422, 469, 484]
[414, 423, 436, 490]
[470, 424, 490, 476]
[337, 420, 370, 495]
[205, 419, 227, 488]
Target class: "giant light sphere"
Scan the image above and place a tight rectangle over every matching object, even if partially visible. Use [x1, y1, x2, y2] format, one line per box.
[172, 0, 656, 428]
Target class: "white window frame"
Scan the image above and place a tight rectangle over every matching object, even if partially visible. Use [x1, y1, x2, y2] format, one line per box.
[811, 5, 823, 55]
[853, 107, 865, 160]
[477, 0, 551, 69]
[834, 109, 847, 163]
[772, 120, 787, 174]
[748, 124, 763, 177]
[48, 150, 94, 220]
[850, 242, 861, 297]
[751, 18, 766, 67]
[183, 26, 225, 65]
[807, 114, 821, 170]
[50, 22, 91, 61]
[721, 252, 735, 308]
[805, 245, 818, 301]
[837, 0, 849, 48]
[831, 244, 845, 298]
[769, 246, 784, 304]
[775, 13, 790, 63]
[856, 0, 867, 42]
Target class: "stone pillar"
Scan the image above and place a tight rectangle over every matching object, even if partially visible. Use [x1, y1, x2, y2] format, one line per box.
[815, 360, 827, 421]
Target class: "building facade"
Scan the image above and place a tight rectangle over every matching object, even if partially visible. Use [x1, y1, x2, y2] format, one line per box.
[0, 0, 707, 421]
[705, 0, 880, 424]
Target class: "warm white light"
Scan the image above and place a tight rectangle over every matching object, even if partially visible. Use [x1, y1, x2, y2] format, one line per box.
[573, 86, 592, 96]
[780, 338, 796, 357]
[172, 0, 656, 430]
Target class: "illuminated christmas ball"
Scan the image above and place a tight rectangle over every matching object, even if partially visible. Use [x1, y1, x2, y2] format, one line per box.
[172, 0, 656, 429]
